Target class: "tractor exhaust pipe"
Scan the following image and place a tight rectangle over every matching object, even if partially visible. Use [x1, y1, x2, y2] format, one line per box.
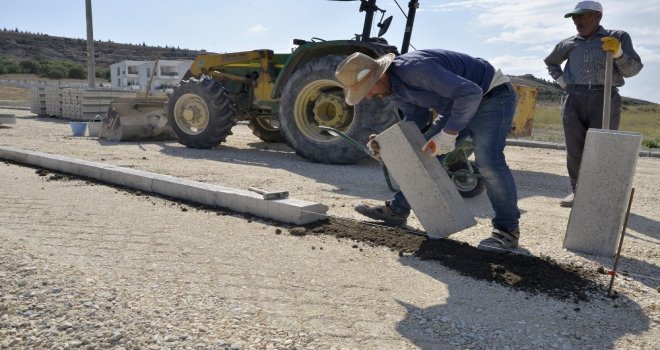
[401, 0, 419, 54]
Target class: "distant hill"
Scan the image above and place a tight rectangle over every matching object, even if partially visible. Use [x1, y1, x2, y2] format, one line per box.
[0, 29, 206, 67]
[0, 29, 653, 105]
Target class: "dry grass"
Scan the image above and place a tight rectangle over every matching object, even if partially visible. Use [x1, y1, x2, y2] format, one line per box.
[0, 85, 29, 101]
[0, 85, 30, 107]
[531, 104, 660, 148]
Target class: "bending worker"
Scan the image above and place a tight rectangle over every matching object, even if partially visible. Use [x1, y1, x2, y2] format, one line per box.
[544, 0, 643, 207]
[335, 49, 520, 253]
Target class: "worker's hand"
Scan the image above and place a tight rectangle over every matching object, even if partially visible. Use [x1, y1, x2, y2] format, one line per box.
[601, 37, 623, 59]
[556, 75, 567, 89]
[421, 130, 457, 156]
[366, 134, 380, 159]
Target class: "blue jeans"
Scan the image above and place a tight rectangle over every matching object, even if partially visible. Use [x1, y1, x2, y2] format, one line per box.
[388, 83, 521, 231]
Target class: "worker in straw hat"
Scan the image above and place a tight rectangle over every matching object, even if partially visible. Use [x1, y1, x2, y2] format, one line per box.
[335, 49, 520, 253]
[544, 1, 643, 208]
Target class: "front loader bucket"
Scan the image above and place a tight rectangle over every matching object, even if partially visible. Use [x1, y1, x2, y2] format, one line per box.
[99, 96, 175, 142]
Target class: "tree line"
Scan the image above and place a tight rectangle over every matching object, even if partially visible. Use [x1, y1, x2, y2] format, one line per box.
[2, 27, 195, 50]
[0, 56, 110, 80]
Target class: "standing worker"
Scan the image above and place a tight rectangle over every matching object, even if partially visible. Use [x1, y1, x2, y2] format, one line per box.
[544, 1, 643, 207]
[335, 49, 521, 253]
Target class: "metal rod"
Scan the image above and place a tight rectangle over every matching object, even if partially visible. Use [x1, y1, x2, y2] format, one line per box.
[607, 187, 635, 297]
[602, 52, 613, 130]
[400, 0, 419, 54]
[85, 0, 96, 88]
[360, 0, 378, 40]
[318, 126, 397, 192]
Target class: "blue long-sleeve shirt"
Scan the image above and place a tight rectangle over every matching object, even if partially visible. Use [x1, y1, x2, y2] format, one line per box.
[388, 49, 495, 132]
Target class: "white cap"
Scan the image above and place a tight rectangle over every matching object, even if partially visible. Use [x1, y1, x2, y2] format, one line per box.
[564, 1, 603, 18]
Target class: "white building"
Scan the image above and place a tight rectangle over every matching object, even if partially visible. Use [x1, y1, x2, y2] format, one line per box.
[110, 60, 192, 94]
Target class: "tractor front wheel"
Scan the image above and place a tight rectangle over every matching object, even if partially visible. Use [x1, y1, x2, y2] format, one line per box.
[167, 77, 236, 148]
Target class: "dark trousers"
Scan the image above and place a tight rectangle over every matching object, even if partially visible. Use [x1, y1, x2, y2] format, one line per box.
[561, 89, 622, 190]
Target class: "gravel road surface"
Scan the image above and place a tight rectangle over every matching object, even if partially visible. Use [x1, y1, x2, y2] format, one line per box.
[1, 109, 658, 349]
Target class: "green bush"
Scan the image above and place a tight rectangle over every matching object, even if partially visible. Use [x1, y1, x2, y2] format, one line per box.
[642, 139, 659, 149]
[68, 65, 87, 79]
[19, 59, 39, 74]
[36, 60, 87, 79]
[0, 56, 20, 74]
[96, 66, 110, 80]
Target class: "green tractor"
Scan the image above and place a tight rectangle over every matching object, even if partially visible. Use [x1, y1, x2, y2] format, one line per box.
[167, 0, 419, 164]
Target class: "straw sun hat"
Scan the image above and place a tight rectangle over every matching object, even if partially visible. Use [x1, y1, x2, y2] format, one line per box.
[335, 52, 395, 106]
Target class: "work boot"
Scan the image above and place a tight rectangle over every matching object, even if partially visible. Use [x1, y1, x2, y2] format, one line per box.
[560, 193, 574, 208]
[355, 201, 407, 226]
[477, 227, 520, 253]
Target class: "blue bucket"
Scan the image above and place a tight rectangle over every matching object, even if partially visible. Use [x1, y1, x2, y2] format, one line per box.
[69, 122, 87, 137]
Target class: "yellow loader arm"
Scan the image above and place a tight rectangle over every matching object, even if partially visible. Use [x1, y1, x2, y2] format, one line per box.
[188, 49, 277, 101]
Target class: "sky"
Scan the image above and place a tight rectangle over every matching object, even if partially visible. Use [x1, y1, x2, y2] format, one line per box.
[1, 0, 659, 103]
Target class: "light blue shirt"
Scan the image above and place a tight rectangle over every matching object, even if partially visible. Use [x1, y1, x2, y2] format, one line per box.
[544, 26, 643, 87]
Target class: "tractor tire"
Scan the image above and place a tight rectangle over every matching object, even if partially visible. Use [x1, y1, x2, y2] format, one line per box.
[167, 77, 237, 149]
[279, 55, 399, 164]
[248, 116, 284, 143]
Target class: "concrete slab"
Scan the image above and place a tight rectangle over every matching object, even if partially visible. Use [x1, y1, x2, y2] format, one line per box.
[375, 122, 476, 238]
[100, 166, 157, 193]
[564, 129, 642, 256]
[0, 146, 30, 163]
[0, 146, 328, 225]
[0, 113, 16, 124]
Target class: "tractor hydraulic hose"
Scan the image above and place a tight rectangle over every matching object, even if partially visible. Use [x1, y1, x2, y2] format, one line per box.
[318, 126, 397, 192]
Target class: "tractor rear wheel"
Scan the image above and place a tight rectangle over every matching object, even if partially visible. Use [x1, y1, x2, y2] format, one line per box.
[167, 77, 236, 148]
[279, 55, 399, 164]
[248, 116, 284, 143]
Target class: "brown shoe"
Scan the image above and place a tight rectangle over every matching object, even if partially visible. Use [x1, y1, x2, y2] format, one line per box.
[560, 193, 574, 208]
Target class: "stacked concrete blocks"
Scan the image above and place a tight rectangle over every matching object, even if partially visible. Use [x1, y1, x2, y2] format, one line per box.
[375, 122, 477, 238]
[29, 87, 47, 116]
[29, 87, 137, 120]
[564, 129, 643, 256]
[0, 146, 328, 225]
[45, 86, 62, 116]
[61, 88, 138, 121]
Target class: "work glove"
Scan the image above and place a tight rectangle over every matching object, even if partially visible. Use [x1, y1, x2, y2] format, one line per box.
[601, 37, 623, 59]
[556, 75, 567, 89]
[421, 130, 457, 157]
[366, 134, 380, 159]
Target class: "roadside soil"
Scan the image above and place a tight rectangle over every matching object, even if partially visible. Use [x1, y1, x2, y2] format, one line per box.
[22, 165, 603, 302]
[1, 109, 658, 349]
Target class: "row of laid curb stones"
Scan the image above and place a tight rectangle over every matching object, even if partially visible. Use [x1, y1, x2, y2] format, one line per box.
[0, 113, 17, 124]
[506, 139, 660, 158]
[0, 146, 328, 225]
